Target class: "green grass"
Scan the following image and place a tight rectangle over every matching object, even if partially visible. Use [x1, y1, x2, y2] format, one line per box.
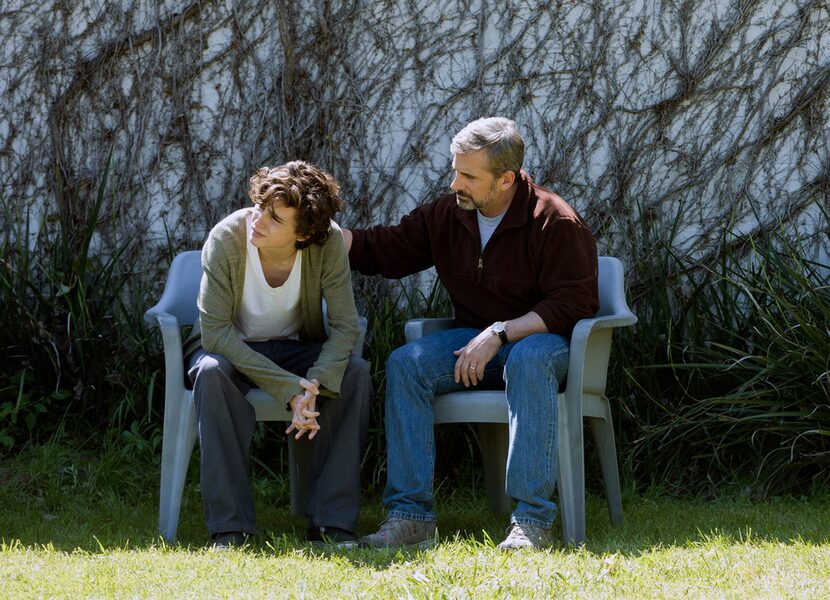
[2, 440, 830, 598]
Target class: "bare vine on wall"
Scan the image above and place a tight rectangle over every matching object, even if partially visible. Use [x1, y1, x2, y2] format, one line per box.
[0, 0, 827, 292]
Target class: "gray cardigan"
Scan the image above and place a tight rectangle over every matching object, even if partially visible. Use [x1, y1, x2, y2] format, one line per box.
[184, 208, 360, 405]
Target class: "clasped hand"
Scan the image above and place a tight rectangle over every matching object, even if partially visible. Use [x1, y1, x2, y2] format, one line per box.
[285, 378, 321, 440]
[453, 329, 500, 387]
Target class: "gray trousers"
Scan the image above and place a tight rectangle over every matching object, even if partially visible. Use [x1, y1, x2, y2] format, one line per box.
[187, 339, 371, 536]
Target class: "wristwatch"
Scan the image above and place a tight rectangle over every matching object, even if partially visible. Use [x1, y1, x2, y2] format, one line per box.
[490, 321, 509, 345]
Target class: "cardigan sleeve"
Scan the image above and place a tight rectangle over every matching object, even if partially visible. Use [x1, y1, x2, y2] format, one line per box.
[304, 225, 360, 393]
[197, 224, 305, 405]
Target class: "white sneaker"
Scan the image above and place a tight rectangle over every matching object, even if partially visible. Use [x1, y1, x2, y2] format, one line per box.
[497, 522, 552, 551]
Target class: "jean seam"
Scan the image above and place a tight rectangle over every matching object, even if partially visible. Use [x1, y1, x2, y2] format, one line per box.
[512, 515, 552, 530]
[388, 510, 437, 523]
[504, 334, 569, 528]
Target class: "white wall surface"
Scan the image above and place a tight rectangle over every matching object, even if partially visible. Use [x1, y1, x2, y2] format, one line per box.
[1, 1, 827, 279]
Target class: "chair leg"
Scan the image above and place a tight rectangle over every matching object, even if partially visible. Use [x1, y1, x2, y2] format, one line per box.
[159, 393, 199, 542]
[557, 393, 586, 545]
[588, 399, 623, 526]
[287, 436, 314, 517]
[476, 423, 511, 515]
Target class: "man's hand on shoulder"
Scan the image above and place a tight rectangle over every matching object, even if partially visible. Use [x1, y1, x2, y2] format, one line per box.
[342, 228, 353, 251]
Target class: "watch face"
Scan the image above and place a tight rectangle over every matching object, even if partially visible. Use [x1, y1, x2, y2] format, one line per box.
[492, 322, 508, 344]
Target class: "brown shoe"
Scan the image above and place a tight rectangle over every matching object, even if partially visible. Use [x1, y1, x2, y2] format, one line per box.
[359, 517, 436, 549]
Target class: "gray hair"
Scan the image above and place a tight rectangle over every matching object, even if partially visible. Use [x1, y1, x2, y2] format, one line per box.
[450, 117, 524, 176]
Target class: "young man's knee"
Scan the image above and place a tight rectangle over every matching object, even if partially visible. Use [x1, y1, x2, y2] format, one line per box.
[190, 352, 234, 385]
[343, 355, 372, 399]
[346, 355, 370, 381]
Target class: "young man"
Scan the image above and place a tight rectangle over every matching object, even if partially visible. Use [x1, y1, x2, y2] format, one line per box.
[343, 117, 599, 550]
[185, 161, 371, 548]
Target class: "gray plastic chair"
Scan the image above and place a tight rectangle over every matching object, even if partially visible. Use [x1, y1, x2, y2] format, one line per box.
[404, 256, 636, 545]
[144, 250, 367, 542]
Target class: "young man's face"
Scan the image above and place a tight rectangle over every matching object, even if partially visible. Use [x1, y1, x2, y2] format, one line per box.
[450, 150, 500, 212]
[250, 202, 302, 252]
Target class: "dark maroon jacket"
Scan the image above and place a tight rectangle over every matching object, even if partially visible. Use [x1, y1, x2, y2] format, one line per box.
[349, 174, 599, 336]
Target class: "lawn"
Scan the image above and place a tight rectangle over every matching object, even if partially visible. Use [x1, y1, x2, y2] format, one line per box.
[2, 440, 829, 598]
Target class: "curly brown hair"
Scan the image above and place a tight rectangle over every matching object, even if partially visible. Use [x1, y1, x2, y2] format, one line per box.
[247, 161, 344, 249]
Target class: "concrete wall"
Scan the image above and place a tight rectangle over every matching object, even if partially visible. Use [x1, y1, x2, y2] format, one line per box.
[1, 1, 828, 282]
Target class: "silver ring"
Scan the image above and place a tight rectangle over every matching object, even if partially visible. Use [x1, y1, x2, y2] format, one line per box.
[469, 365, 477, 370]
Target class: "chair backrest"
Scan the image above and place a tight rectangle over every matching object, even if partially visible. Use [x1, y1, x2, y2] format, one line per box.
[152, 250, 203, 326]
[596, 256, 628, 318]
[579, 256, 636, 397]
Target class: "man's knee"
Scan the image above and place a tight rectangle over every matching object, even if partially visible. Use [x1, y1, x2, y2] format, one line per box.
[506, 339, 547, 368]
[189, 352, 235, 386]
[343, 356, 372, 401]
[386, 342, 419, 377]
[188, 353, 246, 414]
[504, 335, 569, 382]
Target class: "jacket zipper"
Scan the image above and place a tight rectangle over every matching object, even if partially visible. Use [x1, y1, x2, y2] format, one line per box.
[476, 255, 483, 283]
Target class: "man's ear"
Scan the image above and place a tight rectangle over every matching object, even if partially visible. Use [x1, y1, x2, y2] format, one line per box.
[499, 170, 516, 190]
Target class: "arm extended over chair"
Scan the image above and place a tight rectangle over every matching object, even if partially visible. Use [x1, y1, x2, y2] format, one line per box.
[403, 256, 636, 544]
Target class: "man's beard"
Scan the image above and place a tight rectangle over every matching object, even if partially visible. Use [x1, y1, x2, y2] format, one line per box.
[456, 182, 498, 211]
[455, 193, 477, 211]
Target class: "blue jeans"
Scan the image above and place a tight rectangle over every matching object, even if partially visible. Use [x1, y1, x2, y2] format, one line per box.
[383, 328, 569, 529]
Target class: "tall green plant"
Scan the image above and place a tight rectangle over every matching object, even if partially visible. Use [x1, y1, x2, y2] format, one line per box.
[618, 205, 830, 494]
[0, 156, 161, 450]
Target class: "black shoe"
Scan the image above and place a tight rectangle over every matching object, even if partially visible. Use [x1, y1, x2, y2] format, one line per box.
[307, 525, 358, 549]
[210, 531, 249, 550]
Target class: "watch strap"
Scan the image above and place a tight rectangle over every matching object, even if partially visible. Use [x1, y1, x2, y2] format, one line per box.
[492, 322, 509, 345]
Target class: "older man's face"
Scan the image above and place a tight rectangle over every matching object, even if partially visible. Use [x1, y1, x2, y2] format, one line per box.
[450, 150, 500, 213]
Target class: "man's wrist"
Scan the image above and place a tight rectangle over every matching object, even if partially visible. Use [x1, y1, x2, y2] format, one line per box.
[490, 321, 509, 345]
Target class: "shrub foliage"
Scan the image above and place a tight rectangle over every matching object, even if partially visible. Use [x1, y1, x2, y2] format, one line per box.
[1, 162, 828, 497]
[617, 207, 830, 494]
[0, 160, 160, 450]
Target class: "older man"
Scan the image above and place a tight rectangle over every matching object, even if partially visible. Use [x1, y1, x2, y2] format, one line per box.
[344, 117, 598, 550]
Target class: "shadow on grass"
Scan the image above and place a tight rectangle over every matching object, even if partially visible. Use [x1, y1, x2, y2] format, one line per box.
[3, 466, 830, 560]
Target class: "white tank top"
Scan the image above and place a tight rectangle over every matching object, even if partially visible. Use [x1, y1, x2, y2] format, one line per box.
[236, 214, 303, 341]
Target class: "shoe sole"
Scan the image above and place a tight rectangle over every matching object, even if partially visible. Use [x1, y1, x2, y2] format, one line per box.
[209, 543, 248, 551]
[310, 540, 359, 550]
[358, 538, 436, 549]
[497, 544, 536, 551]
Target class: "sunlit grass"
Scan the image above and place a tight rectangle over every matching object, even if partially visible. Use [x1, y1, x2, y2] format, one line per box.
[2, 441, 829, 599]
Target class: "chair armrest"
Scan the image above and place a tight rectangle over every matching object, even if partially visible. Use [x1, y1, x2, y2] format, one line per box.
[355, 316, 368, 359]
[145, 310, 186, 402]
[570, 310, 636, 356]
[566, 309, 637, 396]
[144, 303, 171, 326]
[581, 311, 638, 332]
[405, 317, 455, 343]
